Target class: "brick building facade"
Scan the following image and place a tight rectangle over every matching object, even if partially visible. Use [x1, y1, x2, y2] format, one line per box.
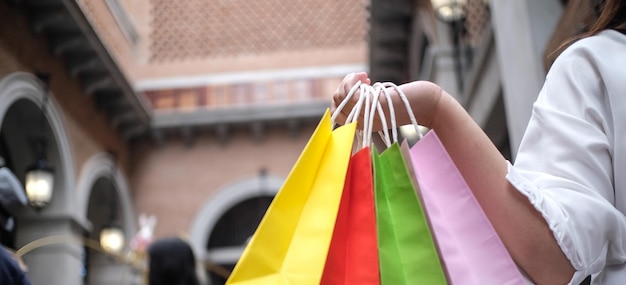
[0, 1, 141, 284]
[114, 2, 369, 283]
[1, 0, 583, 284]
[2, 0, 368, 284]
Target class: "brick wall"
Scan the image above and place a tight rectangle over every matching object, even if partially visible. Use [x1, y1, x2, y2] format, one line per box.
[129, 124, 317, 238]
[0, 2, 131, 175]
[81, 0, 368, 81]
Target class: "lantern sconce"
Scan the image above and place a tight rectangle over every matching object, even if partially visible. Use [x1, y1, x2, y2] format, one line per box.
[430, 0, 471, 92]
[99, 151, 125, 254]
[100, 226, 125, 254]
[430, 0, 468, 23]
[25, 72, 55, 211]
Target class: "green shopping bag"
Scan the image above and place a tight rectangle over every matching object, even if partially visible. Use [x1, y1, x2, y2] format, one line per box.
[372, 143, 448, 285]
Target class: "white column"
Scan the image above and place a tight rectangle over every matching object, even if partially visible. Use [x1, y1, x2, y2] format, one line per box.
[422, 22, 463, 100]
[88, 255, 139, 285]
[17, 217, 87, 285]
[490, 0, 562, 158]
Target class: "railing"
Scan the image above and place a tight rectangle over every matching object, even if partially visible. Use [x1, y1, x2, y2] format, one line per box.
[15, 234, 233, 284]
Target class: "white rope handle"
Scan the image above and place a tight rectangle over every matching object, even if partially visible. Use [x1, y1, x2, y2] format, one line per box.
[331, 80, 418, 149]
[365, 85, 391, 147]
[382, 82, 424, 140]
[346, 85, 368, 148]
[331, 80, 362, 125]
[330, 80, 368, 151]
[345, 84, 367, 124]
[331, 80, 383, 150]
[351, 84, 370, 149]
[375, 88, 392, 147]
[376, 82, 399, 143]
[369, 83, 392, 147]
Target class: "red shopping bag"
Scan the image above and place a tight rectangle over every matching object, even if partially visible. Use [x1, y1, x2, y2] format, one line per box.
[320, 146, 379, 285]
[322, 81, 380, 285]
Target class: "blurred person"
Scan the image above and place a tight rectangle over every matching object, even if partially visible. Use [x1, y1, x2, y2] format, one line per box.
[0, 246, 30, 285]
[0, 156, 31, 284]
[331, 0, 626, 284]
[147, 236, 200, 285]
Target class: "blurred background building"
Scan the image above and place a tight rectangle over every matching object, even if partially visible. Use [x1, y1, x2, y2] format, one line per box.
[0, 0, 592, 284]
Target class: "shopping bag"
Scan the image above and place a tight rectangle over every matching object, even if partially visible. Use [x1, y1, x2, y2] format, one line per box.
[373, 80, 524, 284]
[373, 143, 448, 285]
[226, 109, 357, 285]
[408, 130, 526, 285]
[398, 140, 446, 269]
[320, 146, 379, 285]
[321, 84, 381, 285]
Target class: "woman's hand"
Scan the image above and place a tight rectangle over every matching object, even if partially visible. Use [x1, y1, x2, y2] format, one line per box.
[330, 72, 575, 285]
[331, 72, 444, 131]
[331, 72, 371, 129]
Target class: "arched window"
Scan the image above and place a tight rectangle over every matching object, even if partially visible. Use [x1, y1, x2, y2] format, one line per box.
[205, 195, 273, 285]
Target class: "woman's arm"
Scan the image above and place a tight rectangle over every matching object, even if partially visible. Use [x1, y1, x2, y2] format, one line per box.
[332, 72, 575, 284]
[423, 87, 574, 285]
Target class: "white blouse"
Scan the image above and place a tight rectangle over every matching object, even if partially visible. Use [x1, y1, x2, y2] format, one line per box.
[506, 29, 626, 285]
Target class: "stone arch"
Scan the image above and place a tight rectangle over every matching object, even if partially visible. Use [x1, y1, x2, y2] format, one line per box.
[75, 152, 138, 284]
[0, 72, 76, 215]
[188, 174, 283, 262]
[0, 72, 84, 285]
[75, 152, 137, 239]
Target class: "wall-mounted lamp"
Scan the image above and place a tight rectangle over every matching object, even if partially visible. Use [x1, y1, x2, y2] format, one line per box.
[431, 0, 470, 93]
[26, 72, 55, 211]
[99, 151, 124, 254]
[100, 226, 124, 254]
[25, 157, 54, 210]
[431, 0, 468, 23]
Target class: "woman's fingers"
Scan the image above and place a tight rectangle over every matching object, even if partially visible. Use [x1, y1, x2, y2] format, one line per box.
[332, 72, 370, 126]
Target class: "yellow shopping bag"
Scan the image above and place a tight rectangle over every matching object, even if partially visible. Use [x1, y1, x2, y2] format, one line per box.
[226, 109, 357, 285]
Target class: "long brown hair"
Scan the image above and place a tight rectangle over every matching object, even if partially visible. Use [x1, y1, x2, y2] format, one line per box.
[549, 0, 626, 63]
[587, 0, 626, 34]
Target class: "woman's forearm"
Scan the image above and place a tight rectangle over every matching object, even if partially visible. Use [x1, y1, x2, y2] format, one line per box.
[395, 83, 575, 284]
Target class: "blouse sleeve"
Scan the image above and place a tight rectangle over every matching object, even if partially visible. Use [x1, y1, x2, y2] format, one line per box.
[506, 40, 626, 284]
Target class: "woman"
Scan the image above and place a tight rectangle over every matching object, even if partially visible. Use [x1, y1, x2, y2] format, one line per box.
[147, 237, 200, 285]
[331, 1, 626, 284]
[0, 247, 30, 285]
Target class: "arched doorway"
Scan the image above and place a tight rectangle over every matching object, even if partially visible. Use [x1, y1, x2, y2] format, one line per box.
[189, 173, 283, 285]
[76, 152, 137, 284]
[0, 72, 80, 285]
[205, 195, 274, 284]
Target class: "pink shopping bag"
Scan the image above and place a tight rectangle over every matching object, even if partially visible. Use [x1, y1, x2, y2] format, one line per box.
[408, 130, 526, 285]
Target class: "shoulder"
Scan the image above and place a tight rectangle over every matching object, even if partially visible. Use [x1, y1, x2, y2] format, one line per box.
[553, 30, 626, 68]
[546, 30, 625, 88]
[569, 29, 626, 51]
